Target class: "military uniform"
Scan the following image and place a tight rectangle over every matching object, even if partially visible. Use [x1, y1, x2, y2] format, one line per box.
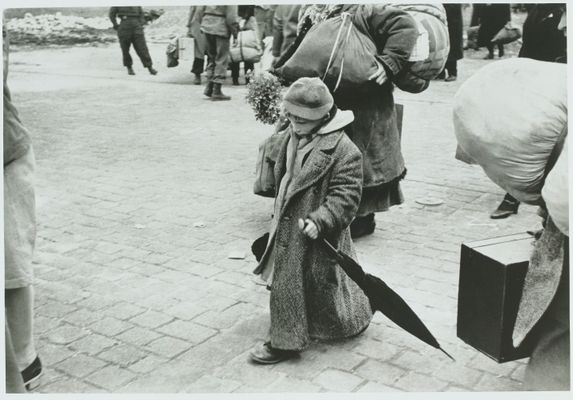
[109, 6, 156, 74]
[195, 5, 239, 100]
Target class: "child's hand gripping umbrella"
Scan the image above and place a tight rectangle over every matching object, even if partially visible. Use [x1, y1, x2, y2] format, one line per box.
[299, 219, 455, 361]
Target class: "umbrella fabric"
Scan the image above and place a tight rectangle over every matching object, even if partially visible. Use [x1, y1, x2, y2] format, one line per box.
[322, 239, 454, 360]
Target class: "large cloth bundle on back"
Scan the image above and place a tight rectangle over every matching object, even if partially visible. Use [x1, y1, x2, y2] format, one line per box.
[542, 135, 568, 236]
[391, 3, 450, 93]
[276, 11, 379, 93]
[230, 30, 263, 63]
[454, 58, 567, 205]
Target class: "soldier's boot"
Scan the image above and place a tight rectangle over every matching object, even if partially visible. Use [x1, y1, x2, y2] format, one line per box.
[127, 66, 135, 75]
[204, 81, 214, 98]
[193, 74, 202, 85]
[210, 83, 231, 101]
[148, 66, 158, 75]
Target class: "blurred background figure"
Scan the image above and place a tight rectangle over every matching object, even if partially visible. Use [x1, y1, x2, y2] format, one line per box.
[254, 4, 276, 43]
[109, 6, 157, 75]
[187, 6, 207, 85]
[271, 4, 301, 67]
[439, 3, 464, 82]
[474, 3, 511, 59]
[230, 5, 258, 86]
[4, 24, 42, 392]
[197, 5, 238, 101]
[519, 3, 566, 63]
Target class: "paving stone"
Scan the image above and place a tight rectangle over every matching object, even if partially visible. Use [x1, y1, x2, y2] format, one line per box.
[157, 320, 217, 344]
[146, 336, 194, 359]
[103, 302, 147, 320]
[37, 342, 77, 366]
[85, 364, 137, 390]
[185, 375, 242, 393]
[356, 381, 400, 392]
[354, 359, 408, 386]
[96, 343, 149, 367]
[127, 354, 169, 374]
[39, 378, 106, 393]
[129, 309, 174, 329]
[70, 333, 118, 355]
[353, 339, 402, 362]
[264, 375, 322, 393]
[164, 302, 208, 321]
[393, 371, 449, 392]
[313, 369, 364, 392]
[116, 326, 163, 347]
[54, 353, 108, 378]
[45, 324, 90, 345]
[88, 317, 134, 337]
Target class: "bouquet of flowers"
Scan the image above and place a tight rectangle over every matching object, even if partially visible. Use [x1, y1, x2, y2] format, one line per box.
[246, 73, 283, 125]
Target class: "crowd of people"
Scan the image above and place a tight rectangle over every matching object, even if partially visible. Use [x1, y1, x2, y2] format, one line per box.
[4, 3, 569, 393]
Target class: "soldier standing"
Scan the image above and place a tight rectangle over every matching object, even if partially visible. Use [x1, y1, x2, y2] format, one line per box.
[195, 5, 239, 101]
[109, 6, 157, 75]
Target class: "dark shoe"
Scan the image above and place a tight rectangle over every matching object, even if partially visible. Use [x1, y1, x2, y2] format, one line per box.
[204, 82, 214, 98]
[445, 75, 457, 82]
[436, 71, 446, 80]
[490, 196, 520, 219]
[250, 342, 295, 364]
[148, 66, 158, 75]
[21, 356, 42, 391]
[193, 74, 201, 85]
[483, 53, 494, 60]
[350, 214, 376, 239]
[127, 66, 135, 75]
[210, 83, 231, 101]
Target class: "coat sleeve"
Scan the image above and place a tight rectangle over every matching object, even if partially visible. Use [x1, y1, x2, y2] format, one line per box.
[308, 139, 363, 238]
[226, 6, 240, 38]
[368, 6, 419, 77]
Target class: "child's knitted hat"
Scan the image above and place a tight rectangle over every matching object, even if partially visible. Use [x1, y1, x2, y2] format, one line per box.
[283, 77, 334, 121]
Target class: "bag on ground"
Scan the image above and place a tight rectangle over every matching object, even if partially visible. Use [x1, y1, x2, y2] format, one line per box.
[230, 30, 263, 64]
[453, 58, 567, 205]
[491, 22, 522, 45]
[166, 37, 179, 68]
[542, 135, 569, 236]
[276, 12, 378, 92]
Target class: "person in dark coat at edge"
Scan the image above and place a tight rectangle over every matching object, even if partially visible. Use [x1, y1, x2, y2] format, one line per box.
[438, 3, 464, 82]
[187, 6, 207, 85]
[291, 4, 419, 238]
[491, 3, 567, 220]
[250, 77, 373, 364]
[195, 5, 239, 101]
[271, 4, 301, 67]
[109, 6, 157, 75]
[474, 3, 511, 59]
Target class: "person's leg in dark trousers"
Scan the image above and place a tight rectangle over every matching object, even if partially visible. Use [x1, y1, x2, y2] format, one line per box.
[203, 33, 217, 97]
[485, 43, 495, 59]
[445, 60, 457, 81]
[244, 61, 254, 84]
[191, 57, 204, 85]
[230, 62, 240, 85]
[118, 29, 135, 75]
[131, 26, 156, 75]
[497, 43, 505, 57]
[491, 192, 520, 219]
[210, 34, 231, 100]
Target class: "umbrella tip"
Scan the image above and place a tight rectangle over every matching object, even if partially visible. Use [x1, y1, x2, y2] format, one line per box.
[439, 347, 456, 361]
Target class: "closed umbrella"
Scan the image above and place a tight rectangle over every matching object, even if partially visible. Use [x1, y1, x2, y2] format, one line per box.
[321, 238, 455, 361]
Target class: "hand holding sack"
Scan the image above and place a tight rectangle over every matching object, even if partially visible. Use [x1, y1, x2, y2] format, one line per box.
[453, 58, 567, 205]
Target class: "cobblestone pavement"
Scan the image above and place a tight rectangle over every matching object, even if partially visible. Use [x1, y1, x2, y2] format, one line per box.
[6, 42, 545, 394]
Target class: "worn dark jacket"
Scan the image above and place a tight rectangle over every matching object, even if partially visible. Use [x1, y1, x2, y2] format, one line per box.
[476, 4, 511, 47]
[519, 4, 566, 62]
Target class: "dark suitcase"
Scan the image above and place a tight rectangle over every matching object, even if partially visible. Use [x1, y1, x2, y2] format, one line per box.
[457, 233, 539, 362]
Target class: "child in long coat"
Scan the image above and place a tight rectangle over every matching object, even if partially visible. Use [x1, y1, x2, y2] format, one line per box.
[251, 77, 373, 364]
